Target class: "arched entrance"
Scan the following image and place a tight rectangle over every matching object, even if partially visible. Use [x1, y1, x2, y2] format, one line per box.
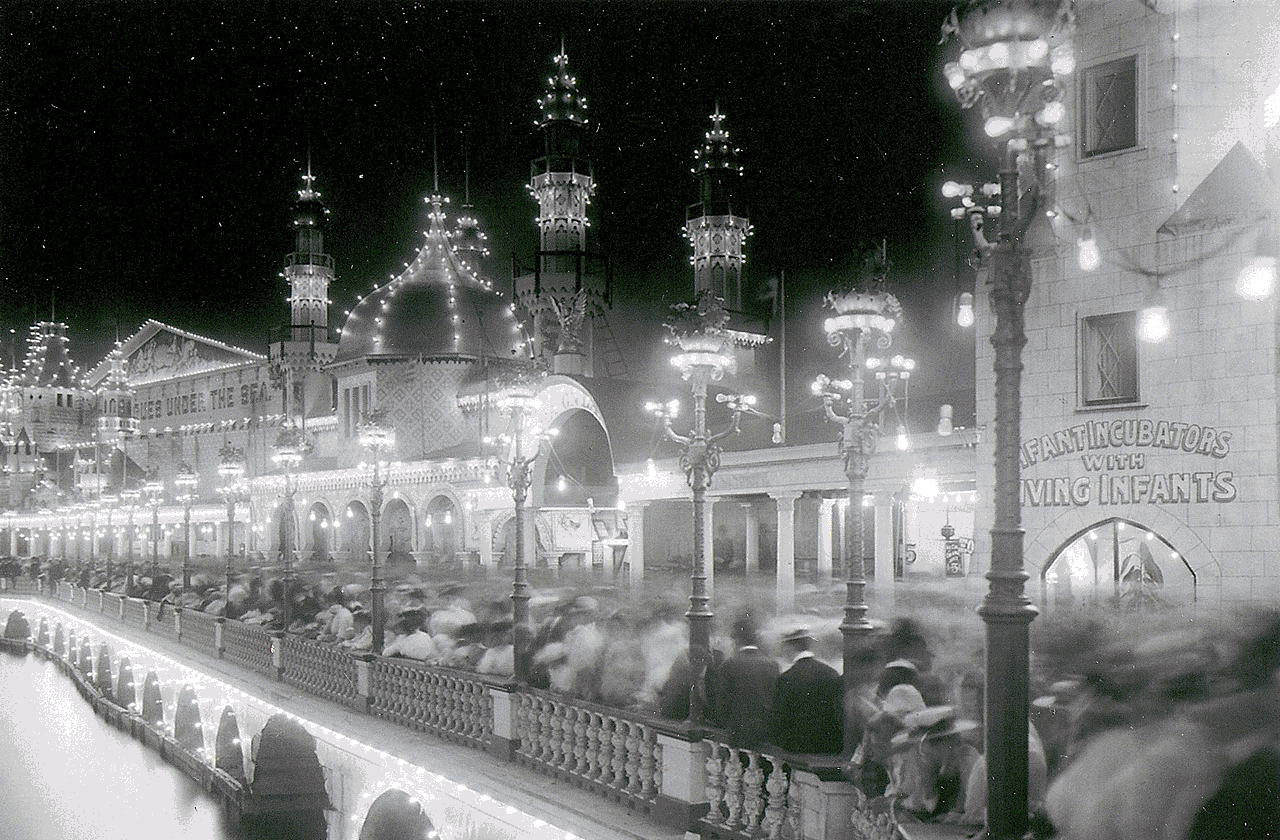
[244, 713, 330, 840]
[359, 789, 437, 840]
[383, 498, 414, 564]
[306, 502, 332, 563]
[343, 501, 371, 564]
[173, 684, 204, 753]
[423, 496, 457, 566]
[541, 408, 618, 507]
[215, 706, 247, 780]
[1042, 517, 1196, 610]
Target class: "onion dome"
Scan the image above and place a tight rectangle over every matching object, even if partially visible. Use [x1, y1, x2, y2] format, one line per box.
[334, 193, 526, 364]
[537, 44, 589, 128]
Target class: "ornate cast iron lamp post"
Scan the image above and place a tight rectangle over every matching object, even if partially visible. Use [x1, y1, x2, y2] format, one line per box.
[272, 424, 308, 631]
[357, 409, 395, 654]
[649, 291, 754, 722]
[814, 284, 911, 693]
[941, 2, 1074, 837]
[174, 463, 199, 592]
[143, 474, 164, 584]
[120, 489, 140, 595]
[99, 492, 117, 590]
[484, 376, 554, 684]
[217, 443, 247, 601]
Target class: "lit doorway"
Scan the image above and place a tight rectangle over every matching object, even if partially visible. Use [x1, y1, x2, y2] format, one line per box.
[1042, 518, 1195, 610]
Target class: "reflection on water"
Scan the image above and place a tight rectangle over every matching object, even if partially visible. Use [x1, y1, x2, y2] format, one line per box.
[0, 650, 248, 840]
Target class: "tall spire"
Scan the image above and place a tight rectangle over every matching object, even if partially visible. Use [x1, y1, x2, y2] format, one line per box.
[286, 166, 333, 330]
[452, 143, 490, 273]
[686, 106, 752, 310]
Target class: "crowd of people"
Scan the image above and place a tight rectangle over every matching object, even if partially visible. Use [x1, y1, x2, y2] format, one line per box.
[14, 553, 1280, 839]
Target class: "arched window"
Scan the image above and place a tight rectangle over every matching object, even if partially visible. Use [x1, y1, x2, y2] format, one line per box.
[1042, 518, 1196, 610]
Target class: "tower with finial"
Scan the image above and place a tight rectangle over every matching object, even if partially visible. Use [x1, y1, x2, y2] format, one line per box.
[452, 151, 490, 276]
[269, 161, 339, 427]
[685, 106, 770, 377]
[515, 40, 620, 377]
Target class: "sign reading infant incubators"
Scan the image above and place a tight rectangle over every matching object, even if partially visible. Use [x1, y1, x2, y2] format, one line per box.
[1019, 418, 1236, 507]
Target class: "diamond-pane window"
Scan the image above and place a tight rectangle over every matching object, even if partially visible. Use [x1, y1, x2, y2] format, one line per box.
[1081, 56, 1138, 157]
[1081, 312, 1139, 405]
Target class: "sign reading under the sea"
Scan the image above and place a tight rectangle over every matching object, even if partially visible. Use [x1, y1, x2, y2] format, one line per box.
[1020, 418, 1236, 507]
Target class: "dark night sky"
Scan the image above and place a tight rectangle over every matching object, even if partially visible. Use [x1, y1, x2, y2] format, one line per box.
[0, 0, 991, 411]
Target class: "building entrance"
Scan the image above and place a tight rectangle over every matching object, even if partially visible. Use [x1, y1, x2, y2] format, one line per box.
[1042, 517, 1196, 610]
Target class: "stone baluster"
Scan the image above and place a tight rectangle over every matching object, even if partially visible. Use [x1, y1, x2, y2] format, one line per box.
[640, 728, 658, 799]
[742, 751, 767, 832]
[595, 716, 614, 783]
[573, 708, 590, 774]
[625, 722, 644, 795]
[704, 743, 726, 825]
[724, 747, 746, 827]
[538, 699, 555, 763]
[762, 758, 783, 834]
[584, 712, 603, 781]
[611, 721, 628, 789]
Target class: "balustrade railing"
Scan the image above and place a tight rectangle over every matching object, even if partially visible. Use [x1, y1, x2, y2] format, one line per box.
[515, 690, 661, 809]
[221, 620, 274, 676]
[6, 586, 862, 840]
[180, 608, 217, 651]
[368, 657, 493, 747]
[281, 635, 362, 708]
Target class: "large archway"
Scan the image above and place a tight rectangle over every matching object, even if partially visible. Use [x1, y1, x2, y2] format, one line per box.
[342, 501, 371, 564]
[1042, 517, 1196, 610]
[383, 497, 415, 564]
[541, 407, 618, 507]
[215, 706, 247, 781]
[422, 496, 458, 566]
[244, 713, 330, 840]
[305, 502, 332, 563]
[358, 789, 437, 840]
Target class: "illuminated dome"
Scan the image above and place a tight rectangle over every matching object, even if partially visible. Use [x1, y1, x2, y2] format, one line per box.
[335, 193, 526, 364]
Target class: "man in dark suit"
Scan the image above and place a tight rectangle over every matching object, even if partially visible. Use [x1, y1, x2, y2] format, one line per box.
[711, 613, 778, 748]
[771, 627, 844, 755]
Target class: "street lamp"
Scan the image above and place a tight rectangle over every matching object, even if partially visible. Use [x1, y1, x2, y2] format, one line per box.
[271, 424, 308, 630]
[941, 3, 1075, 838]
[650, 290, 754, 722]
[357, 409, 396, 654]
[484, 376, 555, 684]
[174, 462, 199, 592]
[120, 488, 140, 594]
[217, 443, 247, 601]
[143, 473, 164, 584]
[99, 492, 117, 590]
[813, 285, 910, 693]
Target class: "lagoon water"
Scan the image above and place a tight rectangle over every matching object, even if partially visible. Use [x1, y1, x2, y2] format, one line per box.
[0, 649, 247, 840]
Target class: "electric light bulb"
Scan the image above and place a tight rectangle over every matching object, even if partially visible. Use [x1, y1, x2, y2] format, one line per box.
[895, 427, 909, 451]
[984, 115, 1014, 137]
[1237, 256, 1277, 300]
[1077, 228, 1101, 272]
[956, 292, 975, 328]
[1138, 304, 1170, 343]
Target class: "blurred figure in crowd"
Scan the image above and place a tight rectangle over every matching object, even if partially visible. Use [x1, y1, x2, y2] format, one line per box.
[771, 626, 843, 754]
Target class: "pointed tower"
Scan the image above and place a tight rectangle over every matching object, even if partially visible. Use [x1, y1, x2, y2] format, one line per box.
[452, 157, 490, 276]
[269, 165, 339, 427]
[515, 43, 619, 377]
[686, 106, 752, 311]
[685, 108, 770, 376]
[95, 343, 139, 491]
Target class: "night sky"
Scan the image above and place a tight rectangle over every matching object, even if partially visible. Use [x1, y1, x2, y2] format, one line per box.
[1, 0, 990, 411]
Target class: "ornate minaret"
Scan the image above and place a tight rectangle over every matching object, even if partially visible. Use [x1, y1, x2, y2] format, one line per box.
[269, 164, 338, 426]
[515, 42, 612, 376]
[686, 106, 752, 311]
[452, 157, 490, 276]
[96, 343, 138, 491]
[685, 107, 770, 379]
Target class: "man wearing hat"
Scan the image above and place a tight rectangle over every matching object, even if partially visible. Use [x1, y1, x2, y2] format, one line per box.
[888, 705, 980, 819]
[771, 627, 844, 755]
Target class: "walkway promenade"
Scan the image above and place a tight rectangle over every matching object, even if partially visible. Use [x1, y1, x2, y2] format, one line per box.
[5, 585, 690, 840]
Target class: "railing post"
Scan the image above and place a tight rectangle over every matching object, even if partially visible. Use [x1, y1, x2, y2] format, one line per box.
[118, 595, 126, 621]
[174, 606, 183, 639]
[98, 590, 105, 613]
[269, 630, 285, 680]
[487, 685, 520, 761]
[654, 732, 710, 831]
[789, 769, 859, 840]
[355, 654, 374, 713]
[142, 600, 151, 630]
[214, 617, 226, 658]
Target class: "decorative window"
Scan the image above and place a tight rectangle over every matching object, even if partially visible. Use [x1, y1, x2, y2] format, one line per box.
[1080, 311, 1139, 405]
[1080, 56, 1138, 157]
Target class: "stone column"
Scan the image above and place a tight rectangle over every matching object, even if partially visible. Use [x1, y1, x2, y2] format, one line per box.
[817, 498, 835, 581]
[873, 492, 896, 615]
[742, 503, 759, 575]
[773, 492, 799, 613]
[626, 502, 647, 586]
[476, 511, 495, 568]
